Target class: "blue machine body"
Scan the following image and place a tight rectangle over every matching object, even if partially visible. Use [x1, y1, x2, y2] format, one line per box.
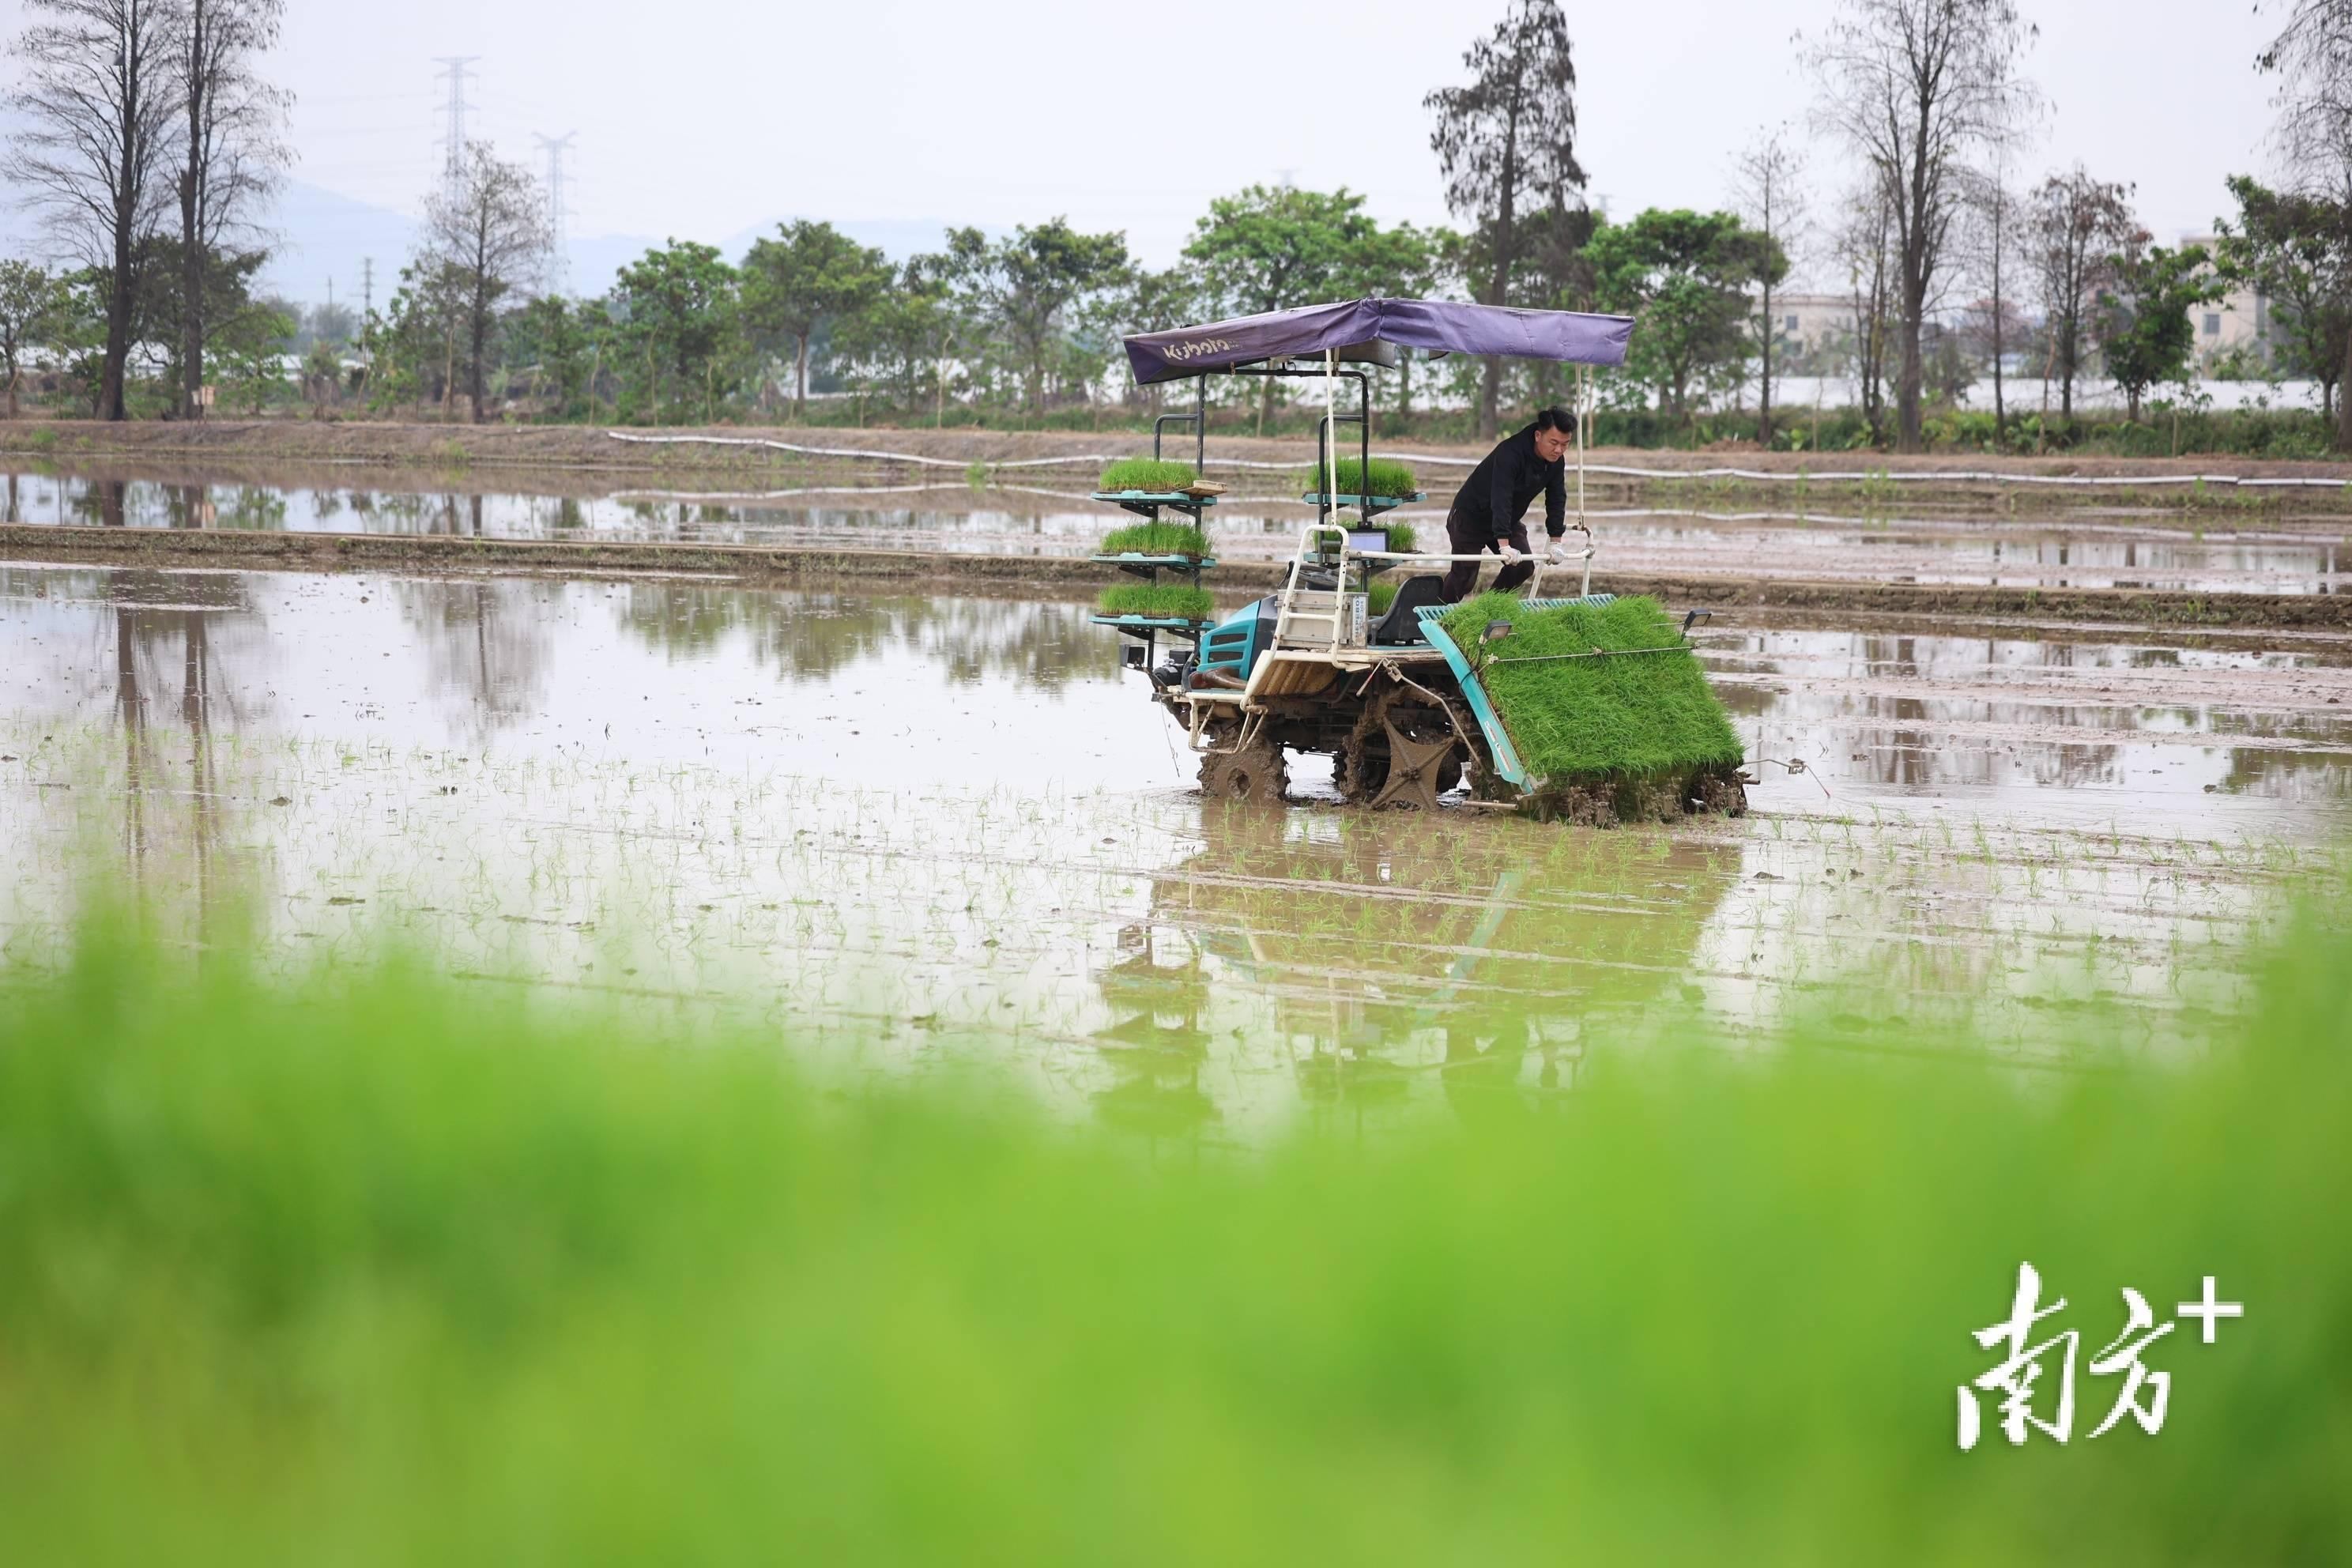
[1196, 595, 1279, 685]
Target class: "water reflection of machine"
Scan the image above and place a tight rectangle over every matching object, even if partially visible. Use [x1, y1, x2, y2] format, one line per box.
[1121, 805, 1742, 1123]
[1088, 924, 1219, 1139]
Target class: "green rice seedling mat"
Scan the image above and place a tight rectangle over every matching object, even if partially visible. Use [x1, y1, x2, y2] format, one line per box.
[1439, 592, 1742, 782]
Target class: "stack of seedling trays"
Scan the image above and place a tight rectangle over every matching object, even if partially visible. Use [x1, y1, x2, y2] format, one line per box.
[1299, 456, 1426, 518]
[1298, 458, 1425, 620]
[1089, 458, 1222, 647]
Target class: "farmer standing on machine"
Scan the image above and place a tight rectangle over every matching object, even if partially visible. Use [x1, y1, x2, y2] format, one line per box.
[1440, 407, 1581, 603]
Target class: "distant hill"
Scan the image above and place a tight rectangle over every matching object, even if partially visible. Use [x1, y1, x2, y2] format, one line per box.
[254, 179, 420, 309]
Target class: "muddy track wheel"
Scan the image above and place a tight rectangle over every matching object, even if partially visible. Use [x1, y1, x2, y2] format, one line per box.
[1199, 735, 1287, 805]
[1368, 715, 1458, 812]
[1334, 738, 1378, 804]
[1340, 692, 1463, 809]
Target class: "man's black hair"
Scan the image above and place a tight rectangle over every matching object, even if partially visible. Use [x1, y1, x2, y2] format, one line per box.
[1532, 405, 1577, 436]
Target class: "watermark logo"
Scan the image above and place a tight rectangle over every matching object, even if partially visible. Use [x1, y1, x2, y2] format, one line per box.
[1958, 1262, 2241, 1449]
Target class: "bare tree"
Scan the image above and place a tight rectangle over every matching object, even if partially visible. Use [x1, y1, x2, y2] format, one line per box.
[418, 141, 550, 424]
[1426, 0, 1587, 441]
[1958, 139, 2029, 441]
[2028, 167, 2141, 420]
[5, 0, 183, 420]
[1804, 0, 2037, 451]
[172, 0, 290, 420]
[2260, 0, 2352, 185]
[1728, 125, 1811, 446]
[1834, 175, 1899, 446]
[2258, 1, 2352, 449]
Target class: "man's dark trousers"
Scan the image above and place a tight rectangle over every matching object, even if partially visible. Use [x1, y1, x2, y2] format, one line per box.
[1442, 506, 1534, 602]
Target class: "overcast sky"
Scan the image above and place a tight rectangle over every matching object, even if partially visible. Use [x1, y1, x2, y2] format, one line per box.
[2, 0, 2302, 285]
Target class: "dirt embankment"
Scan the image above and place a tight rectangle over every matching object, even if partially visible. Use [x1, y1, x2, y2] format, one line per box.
[3, 418, 2347, 514]
[12, 519, 2352, 634]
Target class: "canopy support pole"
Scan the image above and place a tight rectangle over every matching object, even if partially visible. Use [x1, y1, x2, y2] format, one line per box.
[1577, 363, 1593, 598]
[1325, 348, 1342, 650]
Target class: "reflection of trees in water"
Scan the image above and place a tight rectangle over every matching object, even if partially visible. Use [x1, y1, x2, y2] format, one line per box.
[220, 486, 287, 530]
[2215, 748, 2352, 801]
[92, 573, 260, 937]
[1743, 631, 2132, 791]
[70, 477, 132, 528]
[45, 476, 289, 530]
[1133, 806, 1739, 1122]
[612, 585, 1101, 688]
[395, 578, 559, 739]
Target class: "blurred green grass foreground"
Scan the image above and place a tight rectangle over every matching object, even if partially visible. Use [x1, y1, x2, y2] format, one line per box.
[2, 900, 2347, 1564]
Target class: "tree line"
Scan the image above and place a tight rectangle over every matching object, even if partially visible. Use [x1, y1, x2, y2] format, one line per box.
[2, 0, 2347, 453]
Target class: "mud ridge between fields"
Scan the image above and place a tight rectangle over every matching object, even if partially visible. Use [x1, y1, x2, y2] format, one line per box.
[10, 522, 2352, 631]
[3, 420, 2348, 515]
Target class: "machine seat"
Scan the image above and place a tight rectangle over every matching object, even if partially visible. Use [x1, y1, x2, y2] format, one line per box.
[1370, 575, 1448, 646]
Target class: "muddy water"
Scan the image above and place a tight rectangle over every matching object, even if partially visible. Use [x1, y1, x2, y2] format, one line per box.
[8, 463, 2352, 594]
[2, 556, 2341, 1129]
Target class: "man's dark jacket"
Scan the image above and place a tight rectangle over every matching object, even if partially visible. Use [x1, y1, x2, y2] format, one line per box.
[1451, 424, 1566, 543]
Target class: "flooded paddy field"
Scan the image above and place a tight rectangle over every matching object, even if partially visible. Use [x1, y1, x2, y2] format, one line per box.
[6, 549, 2344, 1133]
[7, 459, 2352, 597]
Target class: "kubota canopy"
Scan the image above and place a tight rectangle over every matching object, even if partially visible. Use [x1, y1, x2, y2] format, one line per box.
[1123, 297, 1633, 385]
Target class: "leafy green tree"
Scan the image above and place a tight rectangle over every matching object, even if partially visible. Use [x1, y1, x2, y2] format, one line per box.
[739, 220, 891, 418]
[1104, 263, 1200, 420]
[1364, 223, 1457, 420]
[1469, 206, 1598, 409]
[831, 256, 964, 423]
[1589, 209, 1786, 422]
[2097, 243, 2224, 422]
[2215, 175, 2352, 431]
[214, 300, 295, 413]
[947, 219, 1129, 414]
[1182, 185, 1422, 431]
[0, 260, 68, 418]
[612, 240, 737, 424]
[365, 259, 468, 415]
[507, 294, 602, 419]
[128, 236, 271, 405]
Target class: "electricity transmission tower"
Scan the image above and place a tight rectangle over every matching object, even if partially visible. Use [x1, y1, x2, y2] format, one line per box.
[433, 56, 481, 191]
[534, 131, 578, 296]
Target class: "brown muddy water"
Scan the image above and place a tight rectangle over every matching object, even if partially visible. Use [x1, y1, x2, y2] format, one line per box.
[8, 463, 2352, 594]
[3, 538, 2344, 1131]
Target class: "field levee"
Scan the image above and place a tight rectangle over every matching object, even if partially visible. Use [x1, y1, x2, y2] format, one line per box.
[2, 418, 2348, 516]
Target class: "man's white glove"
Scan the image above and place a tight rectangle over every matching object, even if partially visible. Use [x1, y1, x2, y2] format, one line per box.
[1496, 540, 1524, 563]
[1547, 538, 1571, 565]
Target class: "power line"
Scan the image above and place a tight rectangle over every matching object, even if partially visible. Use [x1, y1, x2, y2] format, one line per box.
[432, 56, 481, 190]
[533, 130, 577, 296]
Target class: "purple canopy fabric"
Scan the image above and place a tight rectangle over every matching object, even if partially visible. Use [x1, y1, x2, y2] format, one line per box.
[1123, 297, 1633, 384]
